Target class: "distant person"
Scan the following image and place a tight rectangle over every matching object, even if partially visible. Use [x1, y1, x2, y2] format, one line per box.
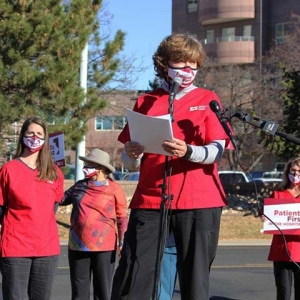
[0, 117, 64, 300]
[110, 32, 231, 300]
[60, 148, 128, 300]
[266, 157, 300, 300]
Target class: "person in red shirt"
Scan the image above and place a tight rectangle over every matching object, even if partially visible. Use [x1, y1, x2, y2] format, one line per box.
[60, 148, 128, 300]
[0, 117, 64, 300]
[267, 157, 300, 300]
[110, 32, 231, 300]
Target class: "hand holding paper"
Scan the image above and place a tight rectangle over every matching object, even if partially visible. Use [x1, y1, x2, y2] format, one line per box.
[126, 109, 174, 156]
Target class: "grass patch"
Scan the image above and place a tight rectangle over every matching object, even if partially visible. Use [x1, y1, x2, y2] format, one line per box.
[219, 212, 270, 240]
[56, 210, 271, 241]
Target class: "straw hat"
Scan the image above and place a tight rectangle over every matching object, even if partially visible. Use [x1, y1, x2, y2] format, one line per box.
[79, 149, 115, 173]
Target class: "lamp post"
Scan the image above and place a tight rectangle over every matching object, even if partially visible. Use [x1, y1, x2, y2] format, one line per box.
[75, 42, 88, 181]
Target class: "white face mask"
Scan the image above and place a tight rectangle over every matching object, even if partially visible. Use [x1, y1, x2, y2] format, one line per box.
[83, 166, 97, 178]
[288, 173, 300, 185]
[23, 136, 45, 153]
[168, 66, 198, 88]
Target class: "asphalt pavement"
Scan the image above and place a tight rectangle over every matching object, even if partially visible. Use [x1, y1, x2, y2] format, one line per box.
[60, 238, 272, 246]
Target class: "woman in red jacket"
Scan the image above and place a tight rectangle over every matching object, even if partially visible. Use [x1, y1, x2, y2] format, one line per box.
[267, 157, 300, 300]
[0, 117, 64, 300]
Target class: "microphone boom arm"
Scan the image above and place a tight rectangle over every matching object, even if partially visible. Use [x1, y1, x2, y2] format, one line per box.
[232, 112, 300, 146]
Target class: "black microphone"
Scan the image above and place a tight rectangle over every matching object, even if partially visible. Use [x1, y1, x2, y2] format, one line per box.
[169, 77, 183, 122]
[209, 100, 236, 147]
[169, 76, 182, 98]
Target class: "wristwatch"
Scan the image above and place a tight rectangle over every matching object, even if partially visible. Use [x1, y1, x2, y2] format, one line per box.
[183, 144, 193, 160]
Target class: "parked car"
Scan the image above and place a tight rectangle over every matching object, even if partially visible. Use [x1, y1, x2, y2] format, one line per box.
[122, 171, 140, 181]
[253, 178, 282, 183]
[248, 171, 265, 179]
[113, 171, 126, 180]
[218, 171, 251, 184]
[261, 171, 283, 179]
[63, 164, 75, 180]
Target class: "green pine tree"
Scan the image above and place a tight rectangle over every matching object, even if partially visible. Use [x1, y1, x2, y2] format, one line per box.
[264, 69, 300, 160]
[0, 0, 125, 151]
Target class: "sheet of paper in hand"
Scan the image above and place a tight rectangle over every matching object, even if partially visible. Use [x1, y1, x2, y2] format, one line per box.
[126, 109, 174, 156]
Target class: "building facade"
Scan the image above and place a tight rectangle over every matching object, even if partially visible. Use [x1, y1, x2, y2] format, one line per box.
[173, 0, 300, 64]
[83, 90, 141, 170]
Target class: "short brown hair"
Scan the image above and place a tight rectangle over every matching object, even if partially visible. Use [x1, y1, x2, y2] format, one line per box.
[152, 32, 205, 79]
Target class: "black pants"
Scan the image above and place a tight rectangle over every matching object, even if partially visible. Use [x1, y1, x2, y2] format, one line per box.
[0, 256, 58, 300]
[68, 250, 116, 300]
[273, 261, 300, 300]
[110, 208, 222, 300]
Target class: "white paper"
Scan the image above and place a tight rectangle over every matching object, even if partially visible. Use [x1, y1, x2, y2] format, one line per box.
[126, 108, 174, 156]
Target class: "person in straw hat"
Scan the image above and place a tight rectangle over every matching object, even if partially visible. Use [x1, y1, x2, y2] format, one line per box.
[60, 148, 128, 300]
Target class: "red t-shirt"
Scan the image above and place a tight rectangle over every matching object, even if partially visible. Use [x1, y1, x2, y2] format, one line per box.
[268, 190, 300, 262]
[0, 159, 64, 257]
[119, 87, 230, 209]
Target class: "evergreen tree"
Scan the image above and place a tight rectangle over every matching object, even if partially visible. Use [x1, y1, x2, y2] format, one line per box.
[268, 69, 300, 160]
[0, 0, 125, 151]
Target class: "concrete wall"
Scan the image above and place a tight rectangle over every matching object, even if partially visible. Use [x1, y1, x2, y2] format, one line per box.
[64, 180, 278, 199]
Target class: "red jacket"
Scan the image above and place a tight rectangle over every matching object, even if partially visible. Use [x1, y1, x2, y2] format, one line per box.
[0, 159, 64, 257]
[119, 87, 229, 210]
[60, 179, 128, 251]
[268, 190, 300, 262]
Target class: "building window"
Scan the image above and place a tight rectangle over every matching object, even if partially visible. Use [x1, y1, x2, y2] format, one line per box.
[243, 25, 252, 40]
[275, 23, 290, 44]
[205, 30, 214, 44]
[95, 116, 127, 131]
[221, 27, 235, 42]
[187, 0, 197, 13]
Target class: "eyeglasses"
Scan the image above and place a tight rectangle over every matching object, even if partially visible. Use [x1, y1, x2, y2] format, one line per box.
[289, 169, 300, 175]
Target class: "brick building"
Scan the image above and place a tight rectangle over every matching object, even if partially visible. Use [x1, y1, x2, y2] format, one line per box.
[173, 0, 300, 63]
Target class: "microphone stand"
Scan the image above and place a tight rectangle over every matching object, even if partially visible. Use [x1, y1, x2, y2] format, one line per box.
[151, 92, 175, 300]
[233, 113, 300, 145]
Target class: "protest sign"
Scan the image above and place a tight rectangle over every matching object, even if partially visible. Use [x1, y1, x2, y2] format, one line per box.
[263, 198, 300, 235]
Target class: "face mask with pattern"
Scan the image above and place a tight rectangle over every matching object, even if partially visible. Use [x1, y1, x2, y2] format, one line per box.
[288, 173, 300, 185]
[83, 166, 97, 178]
[168, 65, 198, 88]
[23, 135, 45, 153]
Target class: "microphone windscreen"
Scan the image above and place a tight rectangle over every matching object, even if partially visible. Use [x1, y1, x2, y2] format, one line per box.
[173, 76, 183, 86]
[209, 100, 220, 113]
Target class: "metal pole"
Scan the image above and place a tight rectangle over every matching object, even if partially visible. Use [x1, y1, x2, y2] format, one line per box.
[75, 42, 88, 181]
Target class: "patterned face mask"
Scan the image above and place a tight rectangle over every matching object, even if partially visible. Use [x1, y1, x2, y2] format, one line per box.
[168, 65, 198, 88]
[83, 166, 97, 178]
[288, 173, 300, 185]
[23, 135, 45, 153]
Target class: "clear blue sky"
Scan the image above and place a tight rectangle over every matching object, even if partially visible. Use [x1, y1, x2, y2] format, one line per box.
[107, 0, 172, 90]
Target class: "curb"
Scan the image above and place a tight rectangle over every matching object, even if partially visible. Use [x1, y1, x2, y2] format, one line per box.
[218, 239, 271, 246]
[60, 239, 272, 246]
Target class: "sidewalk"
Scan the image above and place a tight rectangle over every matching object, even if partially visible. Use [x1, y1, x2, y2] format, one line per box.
[59, 238, 272, 246]
[218, 239, 271, 246]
